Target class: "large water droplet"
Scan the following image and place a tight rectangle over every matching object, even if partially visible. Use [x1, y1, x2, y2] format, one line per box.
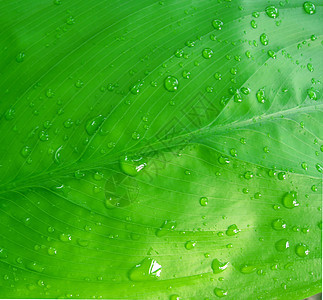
[211, 259, 229, 274]
[275, 239, 290, 252]
[272, 219, 287, 231]
[185, 240, 197, 250]
[120, 155, 147, 177]
[129, 257, 162, 281]
[256, 88, 266, 103]
[226, 224, 240, 236]
[214, 288, 227, 297]
[295, 243, 310, 257]
[260, 33, 269, 46]
[282, 191, 299, 209]
[212, 20, 223, 30]
[85, 115, 105, 135]
[202, 48, 213, 59]
[303, 2, 316, 14]
[164, 76, 179, 92]
[265, 5, 279, 18]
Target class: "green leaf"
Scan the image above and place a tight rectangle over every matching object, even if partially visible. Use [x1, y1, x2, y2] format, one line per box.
[0, 0, 322, 299]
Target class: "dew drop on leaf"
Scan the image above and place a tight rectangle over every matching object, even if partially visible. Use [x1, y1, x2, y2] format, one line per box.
[256, 88, 266, 103]
[211, 259, 229, 274]
[295, 243, 310, 257]
[226, 224, 240, 236]
[212, 19, 223, 30]
[272, 219, 287, 231]
[218, 156, 230, 165]
[275, 239, 290, 252]
[303, 2, 316, 15]
[156, 220, 177, 237]
[85, 115, 105, 135]
[164, 76, 179, 92]
[128, 257, 162, 281]
[265, 5, 279, 18]
[120, 155, 147, 177]
[240, 265, 257, 274]
[200, 197, 208, 206]
[202, 48, 213, 59]
[185, 240, 197, 250]
[260, 33, 269, 46]
[26, 262, 44, 273]
[282, 191, 299, 209]
[214, 287, 228, 297]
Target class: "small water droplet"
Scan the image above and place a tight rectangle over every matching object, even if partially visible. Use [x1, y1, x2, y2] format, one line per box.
[59, 233, 72, 242]
[16, 52, 25, 63]
[47, 247, 57, 256]
[120, 155, 147, 177]
[244, 171, 254, 179]
[26, 262, 44, 273]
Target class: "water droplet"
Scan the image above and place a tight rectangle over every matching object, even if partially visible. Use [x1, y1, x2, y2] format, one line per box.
[256, 88, 266, 103]
[295, 243, 310, 257]
[129, 257, 162, 281]
[263, 146, 269, 153]
[303, 2, 316, 14]
[156, 220, 177, 237]
[275, 239, 290, 252]
[85, 115, 105, 135]
[182, 70, 190, 79]
[21, 146, 31, 158]
[230, 148, 237, 157]
[130, 80, 144, 95]
[39, 131, 49, 141]
[267, 50, 276, 59]
[59, 233, 72, 242]
[307, 87, 318, 100]
[169, 295, 180, 300]
[75, 80, 83, 88]
[16, 52, 25, 63]
[185, 240, 197, 250]
[241, 87, 250, 95]
[47, 247, 57, 256]
[301, 162, 308, 170]
[214, 288, 227, 297]
[202, 48, 213, 59]
[315, 163, 323, 173]
[45, 89, 55, 98]
[212, 20, 223, 30]
[265, 5, 279, 18]
[244, 171, 254, 179]
[200, 197, 208, 206]
[240, 265, 257, 274]
[311, 185, 317, 192]
[66, 16, 75, 25]
[282, 191, 299, 209]
[211, 259, 229, 274]
[272, 219, 287, 231]
[0, 248, 8, 259]
[226, 224, 240, 236]
[250, 20, 257, 29]
[218, 156, 230, 164]
[307, 63, 314, 72]
[278, 172, 286, 180]
[47, 226, 55, 233]
[120, 155, 147, 177]
[260, 33, 269, 46]
[174, 49, 184, 58]
[254, 192, 262, 199]
[164, 76, 179, 92]
[26, 262, 44, 273]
